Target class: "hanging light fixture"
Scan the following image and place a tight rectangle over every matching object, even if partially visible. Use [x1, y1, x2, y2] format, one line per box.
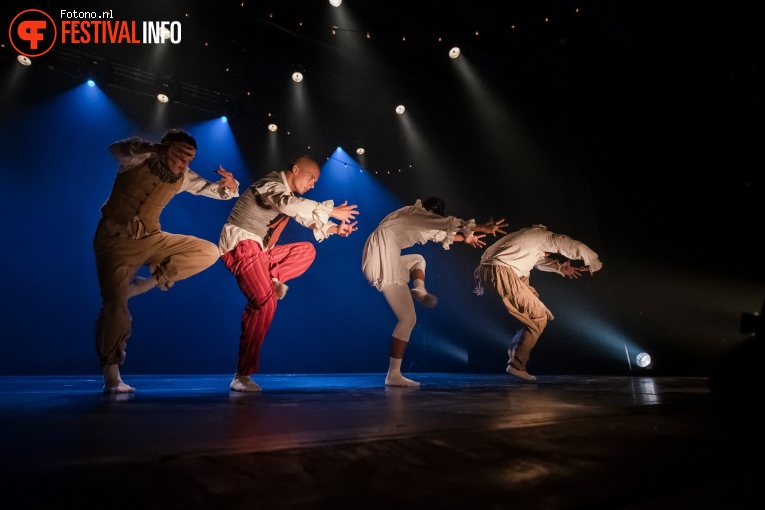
[291, 64, 306, 83]
[155, 79, 181, 103]
[636, 353, 652, 368]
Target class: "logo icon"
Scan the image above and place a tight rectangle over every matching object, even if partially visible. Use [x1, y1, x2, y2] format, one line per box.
[9, 9, 57, 57]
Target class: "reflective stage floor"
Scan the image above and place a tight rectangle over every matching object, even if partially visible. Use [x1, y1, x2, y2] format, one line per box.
[0, 373, 757, 509]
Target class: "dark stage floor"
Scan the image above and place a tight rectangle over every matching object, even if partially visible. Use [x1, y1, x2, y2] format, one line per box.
[0, 373, 757, 509]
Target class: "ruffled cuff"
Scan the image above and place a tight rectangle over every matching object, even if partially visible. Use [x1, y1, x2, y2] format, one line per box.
[440, 231, 456, 250]
[459, 219, 476, 239]
[312, 200, 335, 242]
[314, 221, 337, 242]
[219, 180, 240, 199]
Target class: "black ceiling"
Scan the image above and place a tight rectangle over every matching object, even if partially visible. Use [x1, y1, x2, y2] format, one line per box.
[9, 0, 652, 120]
[3, 0, 762, 251]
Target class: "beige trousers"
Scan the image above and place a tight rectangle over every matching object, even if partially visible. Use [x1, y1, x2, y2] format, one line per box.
[93, 218, 219, 367]
[475, 264, 554, 370]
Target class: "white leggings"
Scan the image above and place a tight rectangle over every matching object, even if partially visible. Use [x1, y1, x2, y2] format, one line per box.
[380, 254, 427, 342]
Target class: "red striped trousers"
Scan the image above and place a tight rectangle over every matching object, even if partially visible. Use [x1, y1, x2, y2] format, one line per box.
[222, 240, 316, 374]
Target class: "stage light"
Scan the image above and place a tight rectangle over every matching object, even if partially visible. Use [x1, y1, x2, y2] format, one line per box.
[449, 47, 461, 59]
[636, 352, 652, 368]
[17, 55, 31, 66]
[268, 123, 278, 132]
[77, 57, 114, 87]
[87, 80, 95, 87]
[329, 0, 342, 6]
[292, 71, 303, 82]
[395, 105, 405, 114]
[221, 116, 228, 123]
[356, 147, 365, 155]
[157, 83, 171, 100]
[156, 79, 181, 103]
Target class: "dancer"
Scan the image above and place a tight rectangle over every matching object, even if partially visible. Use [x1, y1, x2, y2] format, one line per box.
[94, 129, 239, 393]
[219, 155, 359, 392]
[362, 197, 507, 387]
[474, 224, 603, 381]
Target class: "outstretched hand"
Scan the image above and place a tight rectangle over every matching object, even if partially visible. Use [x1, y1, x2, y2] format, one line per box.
[331, 201, 359, 223]
[337, 220, 358, 237]
[214, 165, 237, 192]
[483, 217, 508, 237]
[465, 233, 487, 248]
[561, 262, 590, 279]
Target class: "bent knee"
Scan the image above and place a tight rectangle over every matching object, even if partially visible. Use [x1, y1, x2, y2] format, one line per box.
[201, 241, 221, 262]
[531, 315, 548, 333]
[297, 242, 317, 262]
[410, 254, 426, 272]
[402, 254, 426, 273]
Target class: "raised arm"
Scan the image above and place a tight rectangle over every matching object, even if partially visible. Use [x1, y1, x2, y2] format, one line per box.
[213, 165, 238, 194]
[108, 137, 159, 170]
[108, 137, 190, 161]
[181, 165, 240, 199]
[109, 136, 196, 176]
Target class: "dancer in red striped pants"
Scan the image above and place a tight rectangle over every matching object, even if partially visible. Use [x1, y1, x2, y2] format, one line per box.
[219, 155, 359, 391]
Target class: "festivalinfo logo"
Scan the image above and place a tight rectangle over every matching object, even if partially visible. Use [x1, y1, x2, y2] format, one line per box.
[9, 8, 183, 58]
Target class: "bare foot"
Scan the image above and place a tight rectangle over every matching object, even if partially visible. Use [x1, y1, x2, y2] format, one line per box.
[230, 375, 262, 392]
[103, 379, 136, 393]
[103, 364, 135, 393]
[506, 365, 537, 382]
[385, 373, 421, 387]
[274, 281, 289, 300]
